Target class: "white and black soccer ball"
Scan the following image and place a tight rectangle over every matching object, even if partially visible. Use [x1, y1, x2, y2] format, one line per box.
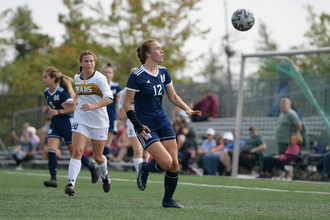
[231, 9, 255, 32]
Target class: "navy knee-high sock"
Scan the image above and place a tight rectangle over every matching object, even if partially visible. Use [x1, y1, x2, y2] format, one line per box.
[163, 170, 179, 202]
[81, 154, 94, 171]
[143, 159, 164, 172]
[48, 150, 57, 180]
[103, 146, 110, 165]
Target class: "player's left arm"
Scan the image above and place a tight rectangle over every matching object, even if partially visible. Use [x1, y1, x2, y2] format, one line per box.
[81, 98, 113, 111]
[165, 84, 202, 116]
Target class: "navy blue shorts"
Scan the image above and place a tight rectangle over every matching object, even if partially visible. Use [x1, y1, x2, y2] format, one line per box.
[47, 117, 73, 145]
[137, 122, 175, 150]
[108, 119, 118, 134]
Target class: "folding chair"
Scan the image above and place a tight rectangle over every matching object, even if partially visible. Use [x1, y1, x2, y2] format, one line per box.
[307, 141, 327, 172]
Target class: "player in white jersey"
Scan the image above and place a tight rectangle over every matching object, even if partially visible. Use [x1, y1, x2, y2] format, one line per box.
[123, 39, 201, 208]
[62, 50, 114, 196]
[42, 66, 99, 188]
[118, 86, 149, 173]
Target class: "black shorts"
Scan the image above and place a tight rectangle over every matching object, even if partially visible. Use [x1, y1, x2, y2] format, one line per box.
[228, 151, 254, 169]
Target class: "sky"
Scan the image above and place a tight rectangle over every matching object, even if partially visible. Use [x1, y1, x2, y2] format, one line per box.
[1, 0, 330, 81]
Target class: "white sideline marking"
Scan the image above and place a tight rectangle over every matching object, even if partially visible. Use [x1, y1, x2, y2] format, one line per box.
[4, 171, 330, 195]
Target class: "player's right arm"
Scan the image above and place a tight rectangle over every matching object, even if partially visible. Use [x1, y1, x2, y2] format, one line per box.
[123, 90, 150, 137]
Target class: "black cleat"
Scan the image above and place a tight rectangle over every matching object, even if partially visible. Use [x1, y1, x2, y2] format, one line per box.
[44, 179, 58, 188]
[65, 183, 75, 196]
[102, 174, 111, 193]
[91, 165, 99, 184]
[162, 199, 184, 208]
[137, 162, 149, 191]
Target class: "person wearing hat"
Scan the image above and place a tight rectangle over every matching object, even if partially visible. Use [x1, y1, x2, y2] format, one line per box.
[203, 131, 243, 175]
[189, 89, 219, 122]
[220, 126, 267, 175]
[28, 126, 40, 151]
[193, 128, 217, 173]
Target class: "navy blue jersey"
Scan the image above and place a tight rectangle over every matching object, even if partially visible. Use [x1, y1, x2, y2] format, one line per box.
[44, 85, 73, 118]
[126, 65, 172, 130]
[106, 81, 122, 120]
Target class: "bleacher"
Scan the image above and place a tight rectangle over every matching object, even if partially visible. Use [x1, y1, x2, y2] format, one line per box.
[1, 116, 328, 170]
[191, 116, 329, 154]
[0, 148, 135, 170]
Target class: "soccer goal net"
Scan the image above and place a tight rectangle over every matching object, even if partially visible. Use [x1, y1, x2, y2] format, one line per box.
[231, 47, 330, 176]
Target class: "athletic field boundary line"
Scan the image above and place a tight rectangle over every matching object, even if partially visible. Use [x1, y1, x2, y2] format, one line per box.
[3, 171, 330, 195]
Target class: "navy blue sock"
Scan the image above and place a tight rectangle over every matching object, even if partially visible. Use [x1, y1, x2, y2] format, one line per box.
[103, 146, 110, 165]
[143, 159, 164, 172]
[81, 154, 94, 171]
[48, 150, 57, 180]
[163, 170, 179, 202]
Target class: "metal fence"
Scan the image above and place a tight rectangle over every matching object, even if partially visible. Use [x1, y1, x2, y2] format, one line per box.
[0, 94, 46, 149]
[163, 74, 330, 120]
[1, 74, 330, 148]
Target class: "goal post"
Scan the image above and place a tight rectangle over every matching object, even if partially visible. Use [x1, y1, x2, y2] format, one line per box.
[231, 47, 330, 177]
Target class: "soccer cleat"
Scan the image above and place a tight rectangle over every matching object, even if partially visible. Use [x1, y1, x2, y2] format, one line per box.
[102, 174, 111, 193]
[44, 179, 58, 188]
[137, 162, 149, 191]
[162, 199, 184, 209]
[91, 165, 99, 184]
[65, 183, 75, 196]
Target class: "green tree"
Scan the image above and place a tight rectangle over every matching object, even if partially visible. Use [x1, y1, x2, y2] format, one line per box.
[8, 6, 53, 59]
[290, 5, 330, 75]
[0, 6, 53, 94]
[201, 48, 225, 82]
[255, 20, 278, 52]
[254, 20, 279, 77]
[88, 0, 209, 85]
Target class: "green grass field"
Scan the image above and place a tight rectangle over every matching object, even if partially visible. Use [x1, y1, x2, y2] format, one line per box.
[0, 169, 329, 220]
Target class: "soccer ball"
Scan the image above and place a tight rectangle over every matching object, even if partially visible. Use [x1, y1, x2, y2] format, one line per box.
[231, 9, 255, 32]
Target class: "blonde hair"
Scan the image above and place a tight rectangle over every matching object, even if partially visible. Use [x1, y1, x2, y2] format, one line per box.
[288, 133, 303, 145]
[44, 67, 75, 98]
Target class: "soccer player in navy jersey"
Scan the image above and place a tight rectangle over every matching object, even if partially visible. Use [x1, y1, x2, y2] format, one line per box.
[62, 51, 114, 196]
[102, 62, 122, 165]
[123, 39, 202, 208]
[42, 67, 99, 188]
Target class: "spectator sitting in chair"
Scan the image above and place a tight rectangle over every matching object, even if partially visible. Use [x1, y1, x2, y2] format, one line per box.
[11, 122, 36, 170]
[189, 89, 219, 122]
[172, 119, 191, 173]
[220, 126, 266, 176]
[179, 110, 198, 150]
[203, 132, 243, 175]
[194, 128, 217, 173]
[257, 133, 302, 180]
[28, 126, 40, 151]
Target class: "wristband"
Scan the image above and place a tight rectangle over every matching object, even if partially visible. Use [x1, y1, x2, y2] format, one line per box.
[126, 110, 144, 133]
[58, 109, 61, 115]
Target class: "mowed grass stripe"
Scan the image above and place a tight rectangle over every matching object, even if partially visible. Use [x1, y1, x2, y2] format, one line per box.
[5, 171, 330, 195]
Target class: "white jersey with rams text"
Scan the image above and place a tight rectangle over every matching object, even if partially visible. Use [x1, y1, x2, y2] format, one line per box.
[74, 71, 113, 129]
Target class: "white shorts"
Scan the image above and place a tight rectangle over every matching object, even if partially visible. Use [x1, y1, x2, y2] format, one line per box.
[71, 122, 108, 141]
[126, 119, 137, 138]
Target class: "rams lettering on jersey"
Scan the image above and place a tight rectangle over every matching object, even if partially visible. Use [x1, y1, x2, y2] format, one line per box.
[76, 84, 103, 97]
